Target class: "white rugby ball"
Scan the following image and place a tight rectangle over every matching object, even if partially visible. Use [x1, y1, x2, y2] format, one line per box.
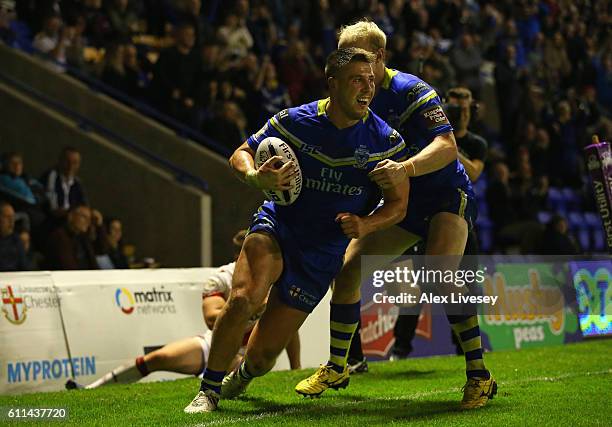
[254, 137, 302, 206]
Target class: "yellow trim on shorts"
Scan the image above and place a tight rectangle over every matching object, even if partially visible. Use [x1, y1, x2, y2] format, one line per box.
[457, 188, 468, 218]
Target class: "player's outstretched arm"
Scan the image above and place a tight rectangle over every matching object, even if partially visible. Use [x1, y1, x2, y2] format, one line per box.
[229, 142, 297, 191]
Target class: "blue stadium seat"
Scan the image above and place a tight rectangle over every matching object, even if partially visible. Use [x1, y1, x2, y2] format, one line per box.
[473, 175, 487, 198]
[584, 212, 606, 252]
[476, 215, 493, 252]
[479, 229, 493, 253]
[547, 187, 566, 215]
[537, 211, 552, 225]
[477, 198, 489, 218]
[562, 188, 582, 211]
[568, 212, 590, 251]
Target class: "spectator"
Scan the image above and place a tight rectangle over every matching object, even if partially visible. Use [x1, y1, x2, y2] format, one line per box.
[249, 2, 280, 56]
[530, 127, 552, 178]
[449, 33, 483, 96]
[45, 204, 99, 270]
[101, 41, 128, 92]
[18, 229, 41, 270]
[107, 0, 139, 40]
[0, 0, 18, 47]
[98, 217, 129, 268]
[254, 55, 291, 127]
[32, 14, 69, 68]
[592, 51, 612, 113]
[82, 0, 112, 47]
[537, 215, 580, 255]
[178, 0, 209, 47]
[495, 44, 525, 147]
[0, 152, 47, 233]
[217, 12, 253, 62]
[0, 152, 37, 205]
[150, 22, 200, 125]
[547, 100, 581, 187]
[122, 43, 148, 98]
[201, 101, 246, 152]
[0, 201, 28, 271]
[543, 31, 572, 89]
[278, 39, 322, 105]
[40, 146, 87, 221]
[64, 14, 87, 70]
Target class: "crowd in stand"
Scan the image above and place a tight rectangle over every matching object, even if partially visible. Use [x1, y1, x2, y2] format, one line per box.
[1, 0, 610, 260]
[0, 147, 129, 272]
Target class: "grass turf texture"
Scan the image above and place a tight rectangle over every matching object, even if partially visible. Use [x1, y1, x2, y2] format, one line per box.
[1, 340, 610, 426]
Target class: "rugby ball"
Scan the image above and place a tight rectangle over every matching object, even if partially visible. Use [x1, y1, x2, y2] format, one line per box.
[254, 137, 302, 206]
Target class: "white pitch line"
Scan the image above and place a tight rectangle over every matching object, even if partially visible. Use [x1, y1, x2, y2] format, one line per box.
[189, 369, 612, 427]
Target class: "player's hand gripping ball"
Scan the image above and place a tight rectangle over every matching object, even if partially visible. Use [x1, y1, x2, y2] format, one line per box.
[254, 137, 303, 206]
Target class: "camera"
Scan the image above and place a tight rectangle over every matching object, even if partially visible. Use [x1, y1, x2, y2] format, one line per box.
[443, 88, 479, 128]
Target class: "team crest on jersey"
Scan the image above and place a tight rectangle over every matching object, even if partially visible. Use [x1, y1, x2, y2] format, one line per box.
[354, 145, 370, 169]
[389, 129, 400, 144]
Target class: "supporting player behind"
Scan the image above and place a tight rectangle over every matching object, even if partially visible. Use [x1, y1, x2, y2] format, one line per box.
[66, 231, 300, 390]
[295, 20, 496, 409]
[184, 47, 409, 413]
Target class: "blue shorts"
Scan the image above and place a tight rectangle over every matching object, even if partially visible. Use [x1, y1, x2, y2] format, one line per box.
[394, 186, 477, 240]
[248, 204, 343, 313]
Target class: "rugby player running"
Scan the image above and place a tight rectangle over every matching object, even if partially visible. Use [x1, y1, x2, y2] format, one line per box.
[185, 47, 409, 413]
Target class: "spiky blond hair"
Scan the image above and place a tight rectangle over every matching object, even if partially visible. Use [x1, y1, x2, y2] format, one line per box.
[338, 19, 387, 52]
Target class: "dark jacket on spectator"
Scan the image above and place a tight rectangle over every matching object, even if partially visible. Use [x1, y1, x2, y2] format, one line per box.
[45, 225, 99, 270]
[40, 169, 87, 212]
[0, 234, 28, 271]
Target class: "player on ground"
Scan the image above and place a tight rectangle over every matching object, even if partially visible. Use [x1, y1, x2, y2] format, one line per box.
[66, 232, 300, 390]
[184, 47, 409, 413]
[295, 21, 496, 409]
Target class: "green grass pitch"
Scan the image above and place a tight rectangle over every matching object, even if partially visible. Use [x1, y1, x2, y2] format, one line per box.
[2, 339, 610, 426]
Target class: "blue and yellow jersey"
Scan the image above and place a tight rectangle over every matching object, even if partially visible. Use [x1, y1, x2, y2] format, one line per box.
[247, 98, 407, 255]
[370, 68, 472, 196]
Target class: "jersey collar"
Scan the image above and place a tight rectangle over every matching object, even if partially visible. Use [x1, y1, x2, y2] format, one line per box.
[317, 97, 370, 123]
[381, 67, 399, 90]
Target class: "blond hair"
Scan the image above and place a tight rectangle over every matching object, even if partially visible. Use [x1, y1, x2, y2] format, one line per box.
[338, 20, 387, 52]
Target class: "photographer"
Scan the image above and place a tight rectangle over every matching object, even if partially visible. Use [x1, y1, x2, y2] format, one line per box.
[445, 87, 488, 185]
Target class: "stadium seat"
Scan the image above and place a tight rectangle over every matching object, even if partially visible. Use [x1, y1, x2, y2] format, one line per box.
[477, 198, 489, 218]
[476, 215, 493, 252]
[562, 188, 582, 211]
[547, 187, 566, 215]
[584, 212, 606, 252]
[472, 174, 487, 198]
[567, 212, 590, 251]
[537, 211, 552, 225]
